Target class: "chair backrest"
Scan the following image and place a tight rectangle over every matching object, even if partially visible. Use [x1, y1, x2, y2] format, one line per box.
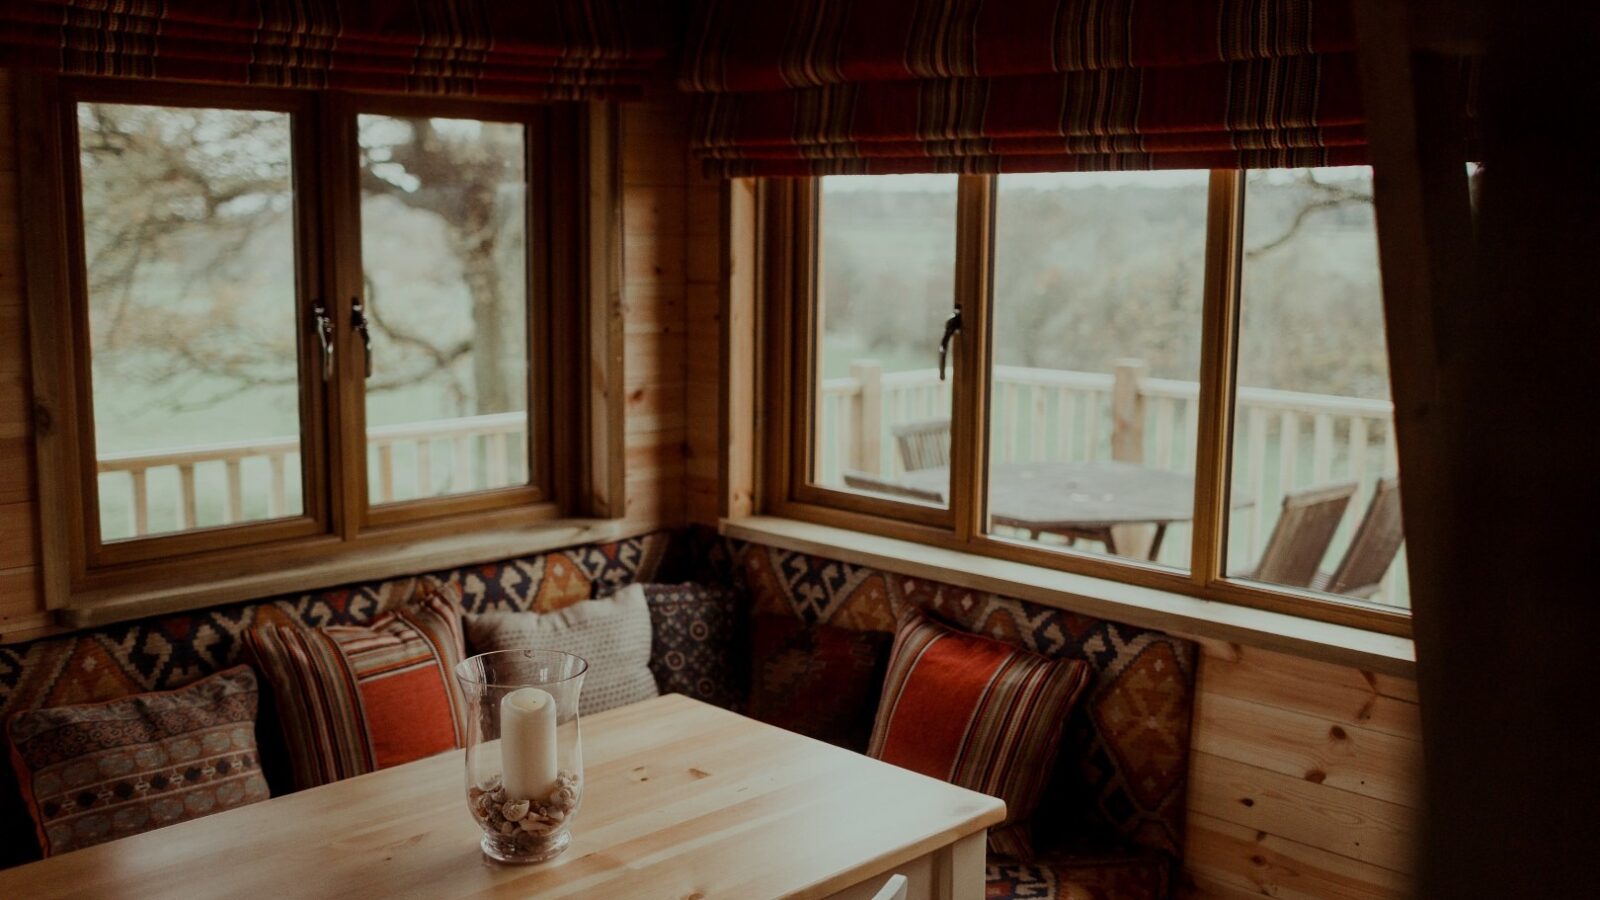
[1324, 476, 1404, 597]
[869, 874, 909, 900]
[842, 470, 944, 505]
[892, 418, 951, 472]
[1254, 481, 1358, 588]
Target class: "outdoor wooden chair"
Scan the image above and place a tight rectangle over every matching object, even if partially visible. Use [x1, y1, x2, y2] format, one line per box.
[1251, 482, 1359, 588]
[842, 470, 944, 505]
[869, 874, 909, 900]
[1315, 476, 1404, 598]
[892, 418, 951, 472]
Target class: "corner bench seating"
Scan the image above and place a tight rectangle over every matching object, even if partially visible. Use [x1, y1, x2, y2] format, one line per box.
[0, 527, 1196, 900]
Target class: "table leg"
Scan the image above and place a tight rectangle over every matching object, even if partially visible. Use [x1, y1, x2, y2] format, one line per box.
[934, 830, 986, 900]
[1148, 524, 1168, 561]
[1100, 528, 1118, 556]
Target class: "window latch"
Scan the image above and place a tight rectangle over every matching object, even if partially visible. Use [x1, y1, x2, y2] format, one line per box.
[350, 296, 373, 379]
[938, 307, 962, 381]
[312, 301, 335, 382]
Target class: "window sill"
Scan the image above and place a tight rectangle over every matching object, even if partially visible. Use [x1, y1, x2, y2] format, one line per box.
[720, 515, 1415, 677]
[55, 517, 657, 630]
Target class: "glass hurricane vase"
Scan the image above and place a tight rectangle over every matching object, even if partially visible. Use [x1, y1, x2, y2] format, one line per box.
[455, 649, 587, 864]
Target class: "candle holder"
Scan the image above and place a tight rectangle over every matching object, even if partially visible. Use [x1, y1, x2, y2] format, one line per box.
[455, 649, 587, 864]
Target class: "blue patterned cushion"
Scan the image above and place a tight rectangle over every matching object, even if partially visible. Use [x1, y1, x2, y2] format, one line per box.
[641, 583, 746, 711]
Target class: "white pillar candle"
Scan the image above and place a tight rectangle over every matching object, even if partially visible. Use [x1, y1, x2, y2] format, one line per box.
[499, 687, 559, 801]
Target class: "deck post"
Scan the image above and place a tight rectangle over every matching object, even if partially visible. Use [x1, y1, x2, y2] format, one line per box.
[850, 360, 882, 474]
[1111, 359, 1152, 559]
[1111, 359, 1147, 463]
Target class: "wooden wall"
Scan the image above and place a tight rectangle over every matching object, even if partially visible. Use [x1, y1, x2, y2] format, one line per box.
[619, 93, 695, 526]
[1181, 641, 1422, 898]
[0, 74, 695, 638]
[0, 70, 43, 638]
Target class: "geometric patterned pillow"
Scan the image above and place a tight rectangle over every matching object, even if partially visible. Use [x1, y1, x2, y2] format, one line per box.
[747, 615, 892, 752]
[868, 609, 1092, 862]
[464, 584, 659, 717]
[4, 665, 269, 857]
[642, 582, 747, 712]
[243, 580, 467, 791]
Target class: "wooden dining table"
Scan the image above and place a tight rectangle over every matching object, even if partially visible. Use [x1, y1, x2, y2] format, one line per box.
[0, 694, 1005, 900]
[900, 460, 1253, 559]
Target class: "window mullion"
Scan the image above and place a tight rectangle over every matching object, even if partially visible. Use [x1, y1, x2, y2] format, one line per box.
[1190, 169, 1245, 587]
[318, 93, 366, 540]
[950, 174, 995, 544]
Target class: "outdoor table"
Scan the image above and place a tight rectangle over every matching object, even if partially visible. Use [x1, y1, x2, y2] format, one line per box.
[0, 694, 1003, 900]
[900, 460, 1253, 560]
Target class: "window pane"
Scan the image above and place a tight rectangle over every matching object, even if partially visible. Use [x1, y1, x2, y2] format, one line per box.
[358, 115, 529, 505]
[1227, 167, 1408, 609]
[988, 171, 1211, 569]
[813, 175, 957, 508]
[80, 103, 304, 542]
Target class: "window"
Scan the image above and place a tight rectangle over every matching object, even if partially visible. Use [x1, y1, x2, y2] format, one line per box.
[357, 113, 539, 510]
[988, 171, 1211, 568]
[809, 176, 957, 515]
[80, 103, 307, 542]
[765, 169, 1412, 635]
[25, 78, 588, 604]
[1228, 168, 1407, 606]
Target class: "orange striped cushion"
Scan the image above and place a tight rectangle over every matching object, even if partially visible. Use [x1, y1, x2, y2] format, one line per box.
[868, 610, 1091, 861]
[244, 581, 467, 791]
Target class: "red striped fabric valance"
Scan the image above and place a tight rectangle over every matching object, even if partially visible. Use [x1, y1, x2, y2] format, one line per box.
[681, 0, 1382, 176]
[0, 0, 669, 101]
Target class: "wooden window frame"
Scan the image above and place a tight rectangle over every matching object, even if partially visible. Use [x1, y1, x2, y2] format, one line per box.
[760, 170, 1413, 638]
[21, 74, 596, 612]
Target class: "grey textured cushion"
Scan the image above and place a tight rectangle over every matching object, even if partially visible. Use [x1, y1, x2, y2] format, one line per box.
[465, 584, 658, 716]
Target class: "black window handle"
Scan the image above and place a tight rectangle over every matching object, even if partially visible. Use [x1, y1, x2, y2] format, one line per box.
[311, 301, 335, 382]
[938, 308, 962, 381]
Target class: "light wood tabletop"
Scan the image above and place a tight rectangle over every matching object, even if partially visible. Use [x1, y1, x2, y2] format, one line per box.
[0, 694, 1006, 900]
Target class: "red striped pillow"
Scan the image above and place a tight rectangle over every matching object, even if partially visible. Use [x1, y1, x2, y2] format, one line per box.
[244, 581, 467, 791]
[868, 610, 1091, 861]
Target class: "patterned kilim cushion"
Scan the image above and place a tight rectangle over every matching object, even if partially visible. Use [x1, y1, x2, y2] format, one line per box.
[870, 610, 1091, 861]
[244, 582, 468, 791]
[5, 665, 269, 857]
[709, 531, 1196, 861]
[466, 584, 659, 716]
[642, 583, 747, 711]
[747, 615, 892, 752]
[985, 844, 1172, 900]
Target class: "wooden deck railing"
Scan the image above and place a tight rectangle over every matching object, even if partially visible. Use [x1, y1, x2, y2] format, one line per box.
[819, 360, 1405, 605]
[97, 411, 527, 540]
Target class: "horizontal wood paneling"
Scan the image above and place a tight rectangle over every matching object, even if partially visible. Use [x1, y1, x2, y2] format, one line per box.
[1184, 644, 1422, 899]
[620, 92, 690, 532]
[1186, 812, 1414, 900]
[1193, 691, 1421, 808]
[1188, 752, 1415, 872]
[0, 69, 42, 636]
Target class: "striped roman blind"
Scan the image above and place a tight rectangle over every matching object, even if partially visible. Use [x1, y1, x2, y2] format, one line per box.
[679, 0, 1470, 176]
[0, 0, 669, 101]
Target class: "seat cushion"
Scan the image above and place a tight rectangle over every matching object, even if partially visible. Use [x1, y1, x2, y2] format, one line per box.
[868, 609, 1092, 861]
[244, 580, 467, 791]
[466, 583, 658, 716]
[5, 665, 270, 857]
[747, 615, 892, 751]
[642, 582, 748, 711]
[986, 844, 1172, 900]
